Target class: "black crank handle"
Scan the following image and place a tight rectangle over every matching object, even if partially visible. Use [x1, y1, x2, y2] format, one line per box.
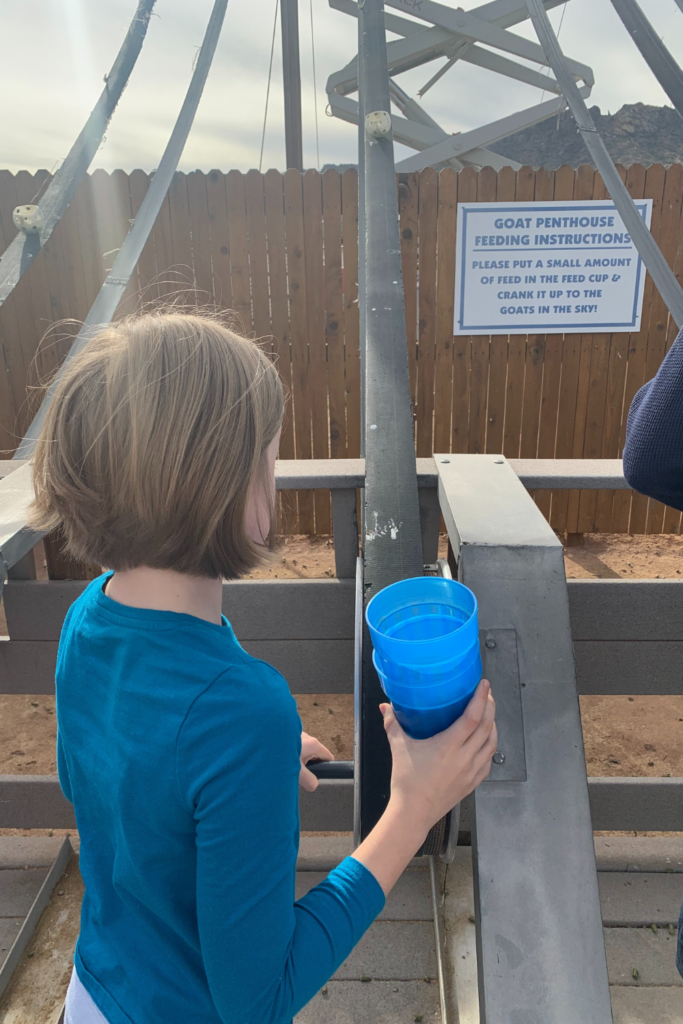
[306, 759, 355, 780]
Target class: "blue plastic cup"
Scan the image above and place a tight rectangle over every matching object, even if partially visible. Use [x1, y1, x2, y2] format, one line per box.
[366, 577, 482, 739]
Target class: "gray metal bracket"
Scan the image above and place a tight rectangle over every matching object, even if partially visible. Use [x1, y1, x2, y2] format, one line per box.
[480, 628, 526, 783]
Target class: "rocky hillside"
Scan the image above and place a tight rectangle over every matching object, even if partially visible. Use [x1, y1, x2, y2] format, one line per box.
[490, 103, 683, 169]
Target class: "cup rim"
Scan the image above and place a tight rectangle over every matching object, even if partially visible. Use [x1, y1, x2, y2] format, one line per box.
[366, 577, 478, 649]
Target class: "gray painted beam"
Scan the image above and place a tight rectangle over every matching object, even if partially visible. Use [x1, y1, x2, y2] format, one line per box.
[574, 640, 683, 695]
[587, 777, 683, 833]
[437, 454, 612, 1024]
[0, 641, 59, 695]
[508, 457, 627, 489]
[3, 579, 356, 642]
[0, 639, 355, 696]
[331, 489, 358, 578]
[0, 777, 76, 830]
[3, 775, 683, 833]
[7, 635, 683, 698]
[568, 579, 683, 641]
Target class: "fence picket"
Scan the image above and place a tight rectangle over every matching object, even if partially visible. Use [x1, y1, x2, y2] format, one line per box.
[303, 170, 331, 533]
[416, 168, 438, 457]
[284, 168, 314, 534]
[341, 170, 361, 461]
[323, 170, 346, 459]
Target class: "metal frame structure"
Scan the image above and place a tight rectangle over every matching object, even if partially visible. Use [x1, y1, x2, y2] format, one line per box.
[0, 0, 157, 307]
[327, 0, 593, 172]
[13, 0, 230, 460]
[525, 0, 683, 329]
[609, 0, 683, 119]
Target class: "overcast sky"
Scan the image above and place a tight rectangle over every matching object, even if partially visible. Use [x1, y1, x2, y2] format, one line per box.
[2, 0, 683, 175]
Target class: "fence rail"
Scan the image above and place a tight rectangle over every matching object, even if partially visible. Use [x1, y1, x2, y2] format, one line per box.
[1, 164, 682, 534]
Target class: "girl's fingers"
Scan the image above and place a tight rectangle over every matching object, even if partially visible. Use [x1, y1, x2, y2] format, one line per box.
[451, 679, 490, 741]
[303, 738, 334, 763]
[299, 766, 319, 792]
[380, 703, 398, 735]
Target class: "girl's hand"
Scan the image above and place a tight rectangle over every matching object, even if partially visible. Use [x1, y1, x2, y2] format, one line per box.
[381, 679, 497, 833]
[299, 732, 334, 792]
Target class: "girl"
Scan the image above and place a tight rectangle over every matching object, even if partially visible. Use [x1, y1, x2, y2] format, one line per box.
[30, 312, 497, 1024]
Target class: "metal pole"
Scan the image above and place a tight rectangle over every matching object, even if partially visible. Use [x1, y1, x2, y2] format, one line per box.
[357, 0, 424, 841]
[610, 0, 683, 118]
[525, 0, 683, 329]
[0, 0, 157, 307]
[15, 0, 230, 460]
[281, 0, 304, 171]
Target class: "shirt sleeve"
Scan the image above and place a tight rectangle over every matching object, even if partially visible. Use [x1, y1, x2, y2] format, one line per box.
[175, 660, 385, 1024]
[56, 728, 73, 803]
[623, 326, 683, 512]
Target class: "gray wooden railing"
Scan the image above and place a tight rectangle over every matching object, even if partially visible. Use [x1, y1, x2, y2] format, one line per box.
[2, 455, 682, 834]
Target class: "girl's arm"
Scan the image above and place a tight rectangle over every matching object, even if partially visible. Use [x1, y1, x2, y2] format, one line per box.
[179, 665, 495, 1024]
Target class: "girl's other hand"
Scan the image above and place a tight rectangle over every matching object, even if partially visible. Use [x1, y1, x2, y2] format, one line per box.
[299, 732, 334, 792]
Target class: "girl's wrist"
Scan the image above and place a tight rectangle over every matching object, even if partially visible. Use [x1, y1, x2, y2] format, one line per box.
[384, 793, 433, 845]
[385, 794, 432, 851]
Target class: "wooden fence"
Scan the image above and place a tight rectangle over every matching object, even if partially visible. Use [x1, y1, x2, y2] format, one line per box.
[1, 163, 682, 535]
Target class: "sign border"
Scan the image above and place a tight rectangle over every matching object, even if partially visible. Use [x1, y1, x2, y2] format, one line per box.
[454, 200, 653, 335]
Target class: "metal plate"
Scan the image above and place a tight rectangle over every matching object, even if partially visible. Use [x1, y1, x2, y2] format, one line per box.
[480, 628, 526, 783]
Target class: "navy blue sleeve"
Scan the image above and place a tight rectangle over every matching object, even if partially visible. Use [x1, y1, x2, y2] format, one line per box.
[176, 660, 385, 1024]
[623, 326, 683, 512]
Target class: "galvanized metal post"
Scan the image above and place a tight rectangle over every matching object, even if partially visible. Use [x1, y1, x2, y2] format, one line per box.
[357, 0, 424, 841]
[610, 0, 683, 118]
[525, 0, 683, 329]
[281, 0, 304, 171]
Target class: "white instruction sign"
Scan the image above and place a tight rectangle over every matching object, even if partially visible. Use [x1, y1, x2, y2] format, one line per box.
[453, 199, 652, 335]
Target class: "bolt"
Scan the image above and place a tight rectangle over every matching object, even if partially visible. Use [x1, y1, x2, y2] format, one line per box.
[440, 458, 450, 463]
[494, 459, 504, 464]
[493, 752, 505, 765]
[485, 637, 496, 649]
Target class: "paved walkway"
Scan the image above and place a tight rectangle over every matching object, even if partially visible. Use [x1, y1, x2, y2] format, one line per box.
[1, 834, 682, 1022]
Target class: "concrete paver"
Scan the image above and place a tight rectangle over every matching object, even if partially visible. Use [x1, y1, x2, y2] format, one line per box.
[605, 927, 682, 986]
[599, 872, 683, 926]
[596, 838, 683, 873]
[295, 980, 441, 1023]
[0, 919, 22, 969]
[0, 868, 49, 918]
[611, 986, 683, 1024]
[333, 920, 437, 980]
[296, 868, 432, 921]
[297, 837, 354, 871]
[0, 838, 65, 870]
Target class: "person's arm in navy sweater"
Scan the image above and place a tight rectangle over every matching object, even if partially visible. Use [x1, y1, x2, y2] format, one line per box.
[623, 326, 683, 512]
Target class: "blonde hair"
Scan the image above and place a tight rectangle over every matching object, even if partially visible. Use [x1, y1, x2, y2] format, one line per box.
[30, 311, 284, 579]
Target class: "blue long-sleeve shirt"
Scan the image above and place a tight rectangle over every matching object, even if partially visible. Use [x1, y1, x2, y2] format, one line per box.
[623, 326, 683, 511]
[56, 574, 384, 1024]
